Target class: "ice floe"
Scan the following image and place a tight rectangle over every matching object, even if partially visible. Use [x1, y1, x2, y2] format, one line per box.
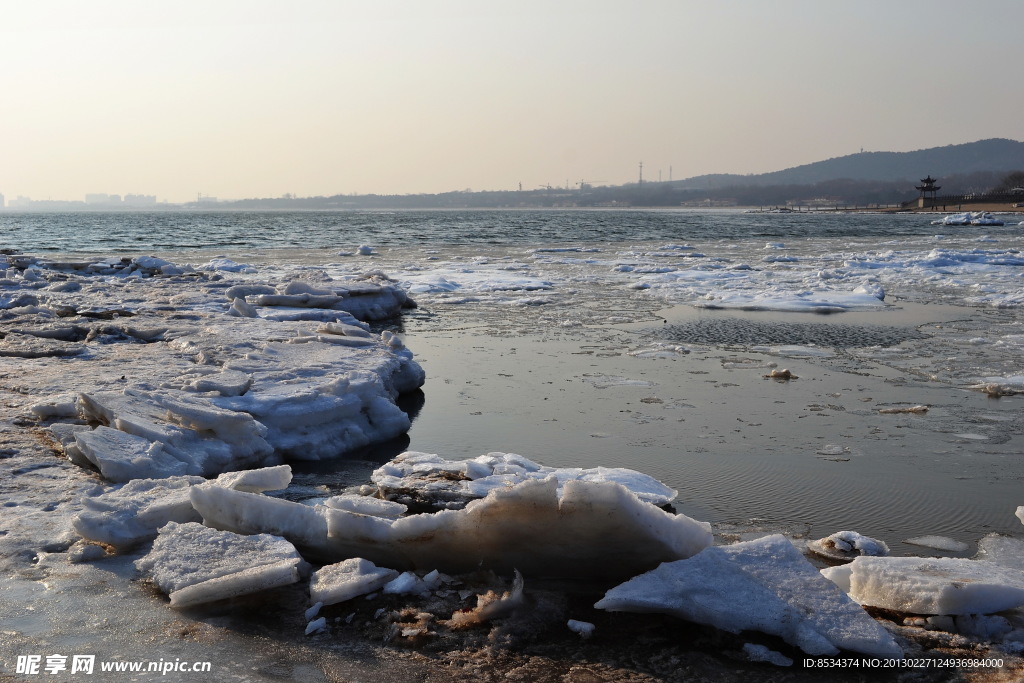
[807, 531, 890, 562]
[931, 212, 1005, 227]
[821, 556, 1024, 615]
[904, 535, 970, 553]
[309, 558, 400, 606]
[135, 522, 308, 608]
[6, 253, 425, 482]
[595, 534, 901, 657]
[369, 451, 679, 510]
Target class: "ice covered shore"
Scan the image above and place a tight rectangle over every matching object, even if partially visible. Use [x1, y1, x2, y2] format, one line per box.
[3, 252, 425, 480]
[9, 249, 1024, 669]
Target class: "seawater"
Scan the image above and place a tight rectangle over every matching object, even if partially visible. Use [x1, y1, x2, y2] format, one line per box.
[0, 208, 1010, 253]
[7, 208, 1024, 552]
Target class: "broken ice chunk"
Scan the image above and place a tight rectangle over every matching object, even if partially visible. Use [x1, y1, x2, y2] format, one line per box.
[371, 451, 678, 510]
[807, 530, 889, 562]
[383, 571, 426, 596]
[904, 535, 969, 553]
[323, 495, 408, 518]
[596, 534, 901, 657]
[309, 558, 399, 606]
[212, 464, 292, 492]
[821, 556, 1024, 615]
[75, 426, 191, 482]
[192, 475, 711, 579]
[976, 534, 1024, 570]
[567, 619, 595, 639]
[72, 475, 205, 549]
[135, 522, 306, 608]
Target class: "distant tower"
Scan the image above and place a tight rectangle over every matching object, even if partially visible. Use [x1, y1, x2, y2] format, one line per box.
[638, 161, 644, 185]
[915, 175, 941, 208]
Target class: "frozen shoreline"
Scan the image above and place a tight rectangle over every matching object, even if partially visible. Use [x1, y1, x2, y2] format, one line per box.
[5, 233, 1024, 680]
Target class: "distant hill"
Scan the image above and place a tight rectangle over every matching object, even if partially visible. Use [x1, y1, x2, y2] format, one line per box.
[675, 138, 1024, 189]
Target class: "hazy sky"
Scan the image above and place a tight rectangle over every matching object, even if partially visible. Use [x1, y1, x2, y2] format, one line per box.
[3, 0, 1022, 203]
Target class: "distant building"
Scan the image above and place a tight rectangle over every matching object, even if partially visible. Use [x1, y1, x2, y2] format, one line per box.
[915, 175, 941, 208]
[85, 193, 121, 205]
[0, 193, 5, 208]
[123, 194, 157, 206]
[8, 196, 33, 209]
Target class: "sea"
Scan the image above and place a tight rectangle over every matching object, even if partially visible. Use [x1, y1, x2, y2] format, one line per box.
[4, 207, 1024, 551]
[0, 208, 965, 252]
[5, 207, 1024, 680]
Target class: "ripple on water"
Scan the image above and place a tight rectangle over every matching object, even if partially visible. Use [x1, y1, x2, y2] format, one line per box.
[659, 317, 930, 348]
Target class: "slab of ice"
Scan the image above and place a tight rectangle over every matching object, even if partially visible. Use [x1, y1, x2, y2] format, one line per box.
[72, 476, 205, 549]
[77, 390, 277, 479]
[323, 495, 407, 518]
[74, 425, 192, 482]
[135, 522, 305, 608]
[821, 556, 1024, 615]
[309, 558, 399, 606]
[371, 451, 677, 510]
[191, 476, 712, 579]
[212, 464, 292, 492]
[596, 534, 901, 657]
[975, 534, 1024, 570]
[383, 571, 427, 596]
[240, 276, 413, 321]
[904, 535, 970, 553]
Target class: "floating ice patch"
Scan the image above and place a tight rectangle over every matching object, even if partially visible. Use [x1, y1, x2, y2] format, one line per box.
[581, 374, 656, 389]
[397, 267, 552, 295]
[904, 536, 970, 553]
[697, 287, 886, 313]
[627, 342, 690, 359]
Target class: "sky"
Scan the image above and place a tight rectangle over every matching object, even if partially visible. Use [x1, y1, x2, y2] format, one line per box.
[2, 0, 1023, 204]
